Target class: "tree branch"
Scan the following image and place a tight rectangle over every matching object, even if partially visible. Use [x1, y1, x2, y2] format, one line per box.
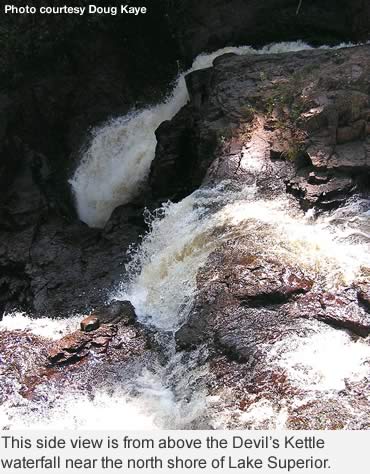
[296, 0, 303, 15]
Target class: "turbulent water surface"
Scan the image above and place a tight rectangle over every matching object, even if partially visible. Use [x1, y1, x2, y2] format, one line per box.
[70, 40, 351, 228]
[1, 188, 369, 429]
[1, 41, 369, 430]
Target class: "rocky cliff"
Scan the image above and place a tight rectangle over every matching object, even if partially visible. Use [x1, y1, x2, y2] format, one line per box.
[0, 0, 178, 317]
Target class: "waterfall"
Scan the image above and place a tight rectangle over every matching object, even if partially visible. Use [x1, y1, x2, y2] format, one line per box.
[69, 41, 318, 228]
[1, 41, 368, 430]
[117, 191, 370, 331]
[2, 188, 368, 429]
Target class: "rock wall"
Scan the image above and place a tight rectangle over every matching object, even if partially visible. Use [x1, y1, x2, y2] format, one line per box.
[0, 2, 178, 318]
[160, 44, 370, 429]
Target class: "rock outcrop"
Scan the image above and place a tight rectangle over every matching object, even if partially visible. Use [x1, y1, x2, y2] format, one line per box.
[0, 300, 153, 402]
[0, 202, 147, 318]
[48, 301, 146, 366]
[164, 43, 370, 350]
[152, 45, 370, 208]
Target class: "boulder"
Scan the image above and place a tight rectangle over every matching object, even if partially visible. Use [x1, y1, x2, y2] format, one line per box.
[48, 324, 117, 365]
[93, 300, 137, 326]
[294, 290, 370, 337]
[176, 242, 313, 353]
[80, 316, 100, 332]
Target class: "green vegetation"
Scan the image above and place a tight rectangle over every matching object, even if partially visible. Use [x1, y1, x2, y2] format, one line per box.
[263, 65, 317, 123]
[240, 105, 256, 122]
[282, 140, 305, 162]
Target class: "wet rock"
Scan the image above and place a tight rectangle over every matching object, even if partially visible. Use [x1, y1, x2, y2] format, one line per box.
[46, 315, 151, 367]
[93, 300, 137, 326]
[0, 204, 146, 319]
[286, 396, 370, 430]
[293, 289, 370, 337]
[286, 171, 356, 210]
[92, 336, 110, 347]
[225, 255, 313, 305]
[176, 241, 313, 353]
[80, 316, 100, 332]
[0, 317, 154, 406]
[0, 330, 50, 404]
[150, 105, 201, 201]
[48, 325, 118, 365]
[153, 45, 370, 210]
[48, 301, 143, 366]
[355, 281, 370, 312]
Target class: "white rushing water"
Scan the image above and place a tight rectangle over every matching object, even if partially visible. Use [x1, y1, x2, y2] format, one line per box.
[1, 194, 369, 429]
[0, 312, 81, 340]
[118, 192, 370, 331]
[70, 40, 328, 228]
[1, 41, 369, 430]
[2, 186, 368, 429]
[70, 40, 356, 228]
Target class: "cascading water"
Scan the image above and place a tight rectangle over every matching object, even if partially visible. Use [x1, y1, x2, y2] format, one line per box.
[2, 188, 369, 429]
[69, 41, 327, 228]
[1, 41, 369, 430]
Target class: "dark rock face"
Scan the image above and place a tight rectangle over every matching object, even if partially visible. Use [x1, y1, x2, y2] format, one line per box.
[169, 0, 370, 64]
[169, 46, 370, 354]
[93, 300, 137, 325]
[0, 202, 146, 318]
[176, 240, 370, 353]
[0, 3, 178, 319]
[176, 242, 314, 354]
[175, 237, 370, 428]
[150, 105, 197, 201]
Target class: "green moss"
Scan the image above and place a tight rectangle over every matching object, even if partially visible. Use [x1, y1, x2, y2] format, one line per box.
[282, 141, 304, 162]
[240, 105, 256, 121]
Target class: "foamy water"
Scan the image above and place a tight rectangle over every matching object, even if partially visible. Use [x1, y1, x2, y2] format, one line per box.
[1, 192, 369, 429]
[269, 321, 370, 391]
[118, 190, 370, 332]
[71, 41, 349, 228]
[1, 365, 207, 430]
[0, 312, 81, 340]
[2, 41, 369, 429]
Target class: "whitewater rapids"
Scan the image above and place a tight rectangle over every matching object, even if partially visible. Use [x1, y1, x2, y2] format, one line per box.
[1, 189, 369, 429]
[1, 41, 369, 430]
[70, 40, 352, 228]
